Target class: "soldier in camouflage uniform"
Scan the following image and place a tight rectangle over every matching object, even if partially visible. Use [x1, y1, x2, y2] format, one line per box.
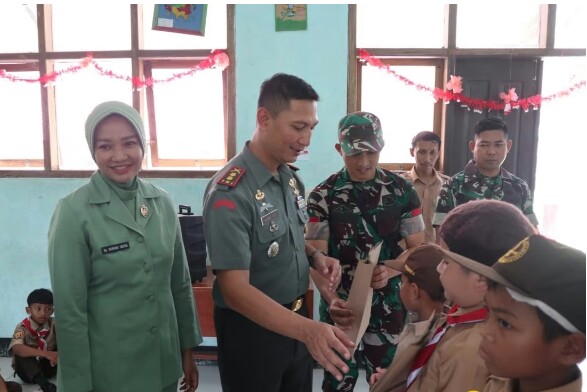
[306, 112, 425, 391]
[433, 117, 538, 228]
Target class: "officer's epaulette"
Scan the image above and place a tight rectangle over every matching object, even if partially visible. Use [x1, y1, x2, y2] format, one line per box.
[287, 163, 299, 171]
[216, 166, 246, 188]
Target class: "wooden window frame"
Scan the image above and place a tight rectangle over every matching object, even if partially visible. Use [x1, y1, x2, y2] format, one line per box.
[0, 4, 235, 179]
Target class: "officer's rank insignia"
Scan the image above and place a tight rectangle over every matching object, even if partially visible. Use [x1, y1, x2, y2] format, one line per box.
[217, 166, 246, 187]
[498, 236, 530, 264]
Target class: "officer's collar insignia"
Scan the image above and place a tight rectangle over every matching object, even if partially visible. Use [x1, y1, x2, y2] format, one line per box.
[498, 236, 530, 264]
[217, 166, 246, 187]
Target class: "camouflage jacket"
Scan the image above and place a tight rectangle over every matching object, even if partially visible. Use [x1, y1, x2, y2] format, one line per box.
[306, 167, 424, 294]
[433, 160, 538, 227]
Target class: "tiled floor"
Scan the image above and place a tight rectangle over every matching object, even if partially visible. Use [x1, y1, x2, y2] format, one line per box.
[0, 357, 370, 391]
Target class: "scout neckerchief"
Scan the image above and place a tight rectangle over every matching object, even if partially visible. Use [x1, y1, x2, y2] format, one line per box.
[405, 305, 488, 389]
[22, 317, 50, 350]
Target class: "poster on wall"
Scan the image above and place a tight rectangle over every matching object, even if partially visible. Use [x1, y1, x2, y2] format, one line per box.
[152, 5, 207, 36]
[275, 5, 307, 31]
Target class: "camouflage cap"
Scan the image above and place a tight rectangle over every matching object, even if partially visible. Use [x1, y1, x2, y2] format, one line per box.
[338, 112, 384, 156]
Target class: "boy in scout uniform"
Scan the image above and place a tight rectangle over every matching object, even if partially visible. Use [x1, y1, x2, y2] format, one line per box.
[408, 200, 537, 391]
[9, 288, 57, 392]
[464, 235, 585, 392]
[370, 245, 447, 392]
[203, 73, 355, 392]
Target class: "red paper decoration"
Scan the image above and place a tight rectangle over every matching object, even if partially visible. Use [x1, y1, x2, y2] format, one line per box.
[358, 49, 586, 114]
[0, 50, 230, 88]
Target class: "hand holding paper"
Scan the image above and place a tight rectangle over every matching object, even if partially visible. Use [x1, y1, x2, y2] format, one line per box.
[344, 242, 382, 354]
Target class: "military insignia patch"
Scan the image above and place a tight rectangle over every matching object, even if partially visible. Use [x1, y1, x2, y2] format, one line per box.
[217, 166, 246, 187]
[498, 236, 530, 264]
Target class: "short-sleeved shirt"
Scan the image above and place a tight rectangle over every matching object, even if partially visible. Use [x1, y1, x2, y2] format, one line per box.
[203, 143, 310, 308]
[305, 167, 424, 295]
[481, 370, 582, 392]
[433, 160, 538, 227]
[401, 167, 449, 243]
[9, 317, 56, 368]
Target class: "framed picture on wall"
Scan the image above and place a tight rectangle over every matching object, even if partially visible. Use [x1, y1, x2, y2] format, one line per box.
[152, 5, 208, 36]
[275, 4, 308, 31]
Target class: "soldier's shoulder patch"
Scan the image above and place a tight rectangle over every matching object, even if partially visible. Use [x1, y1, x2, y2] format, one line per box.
[216, 166, 246, 188]
[13, 331, 24, 340]
[287, 163, 299, 172]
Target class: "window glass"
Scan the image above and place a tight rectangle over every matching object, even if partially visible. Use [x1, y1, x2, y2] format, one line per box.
[51, 5, 131, 51]
[147, 67, 225, 169]
[0, 71, 43, 167]
[142, 5, 227, 50]
[555, 3, 587, 48]
[457, 4, 540, 48]
[360, 64, 437, 164]
[0, 4, 38, 53]
[357, 4, 445, 48]
[53, 60, 133, 170]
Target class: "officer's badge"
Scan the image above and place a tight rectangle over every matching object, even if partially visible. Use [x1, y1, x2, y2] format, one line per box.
[140, 204, 149, 217]
[217, 166, 246, 187]
[498, 236, 530, 264]
[267, 241, 280, 258]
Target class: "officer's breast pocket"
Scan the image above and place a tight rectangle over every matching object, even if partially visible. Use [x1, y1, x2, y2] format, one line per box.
[330, 212, 357, 241]
[256, 213, 287, 245]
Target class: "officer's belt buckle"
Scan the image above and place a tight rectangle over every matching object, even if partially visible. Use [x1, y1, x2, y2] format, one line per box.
[291, 297, 303, 312]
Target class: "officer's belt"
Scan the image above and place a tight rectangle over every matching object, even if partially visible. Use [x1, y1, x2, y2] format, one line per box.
[282, 296, 304, 312]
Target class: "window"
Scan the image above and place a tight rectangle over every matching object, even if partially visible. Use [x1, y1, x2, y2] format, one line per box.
[0, 4, 233, 177]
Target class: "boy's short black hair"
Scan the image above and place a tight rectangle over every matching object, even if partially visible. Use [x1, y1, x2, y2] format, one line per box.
[474, 117, 508, 138]
[257, 73, 319, 117]
[27, 288, 53, 306]
[487, 281, 571, 342]
[411, 131, 441, 149]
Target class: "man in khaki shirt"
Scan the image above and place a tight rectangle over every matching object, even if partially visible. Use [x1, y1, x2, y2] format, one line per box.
[401, 131, 448, 243]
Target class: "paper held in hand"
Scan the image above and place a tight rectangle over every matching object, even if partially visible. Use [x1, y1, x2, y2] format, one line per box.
[344, 242, 382, 354]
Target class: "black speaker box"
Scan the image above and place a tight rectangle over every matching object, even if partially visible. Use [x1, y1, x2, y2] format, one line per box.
[178, 205, 207, 283]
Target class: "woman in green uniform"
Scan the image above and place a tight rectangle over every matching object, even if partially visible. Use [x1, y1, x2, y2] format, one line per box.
[48, 101, 202, 392]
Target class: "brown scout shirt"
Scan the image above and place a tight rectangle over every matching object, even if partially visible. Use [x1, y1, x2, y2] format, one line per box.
[371, 311, 446, 392]
[481, 371, 583, 392]
[8, 317, 57, 369]
[407, 305, 490, 392]
[401, 167, 449, 244]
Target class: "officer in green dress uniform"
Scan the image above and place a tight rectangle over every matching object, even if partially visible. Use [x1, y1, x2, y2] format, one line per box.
[203, 73, 355, 392]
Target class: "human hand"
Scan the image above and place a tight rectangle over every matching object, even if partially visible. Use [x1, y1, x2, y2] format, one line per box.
[301, 321, 355, 382]
[328, 299, 354, 330]
[369, 366, 387, 386]
[180, 350, 199, 391]
[371, 265, 390, 289]
[314, 254, 342, 291]
[45, 351, 58, 366]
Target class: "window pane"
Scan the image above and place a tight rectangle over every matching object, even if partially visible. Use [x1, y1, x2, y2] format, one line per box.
[0, 4, 38, 53]
[53, 60, 133, 170]
[51, 5, 131, 51]
[360, 65, 436, 164]
[147, 67, 225, 169]
[143, 5, 227, 50]
[0, 71, 43, 168]
[534, 57, 586, 252]
[457, 4, 540, 48]
[357, 4, 446, 48]
[555, 3, 587, 48]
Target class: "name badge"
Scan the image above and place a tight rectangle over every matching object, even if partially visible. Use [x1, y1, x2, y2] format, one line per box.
[101, 242, 130, 255]
[261, 209, 279, 226]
